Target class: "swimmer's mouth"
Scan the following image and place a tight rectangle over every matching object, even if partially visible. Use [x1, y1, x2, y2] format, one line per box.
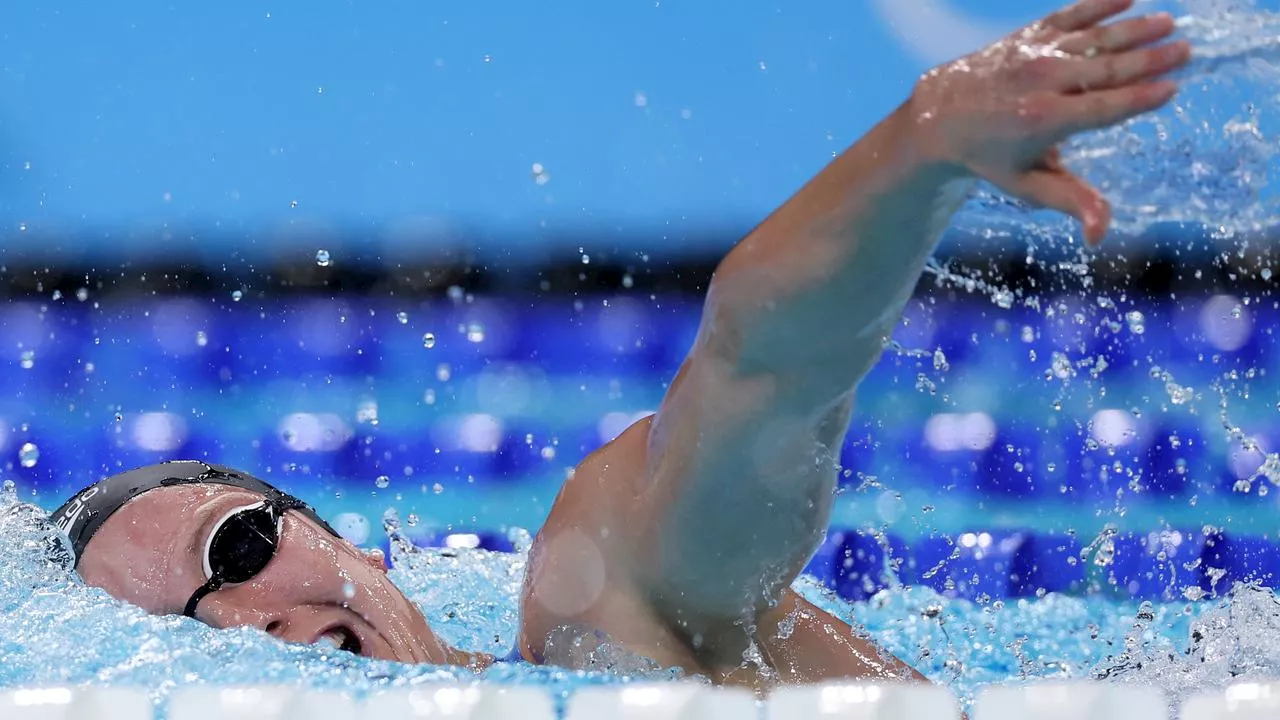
[316, 624, 363, 656]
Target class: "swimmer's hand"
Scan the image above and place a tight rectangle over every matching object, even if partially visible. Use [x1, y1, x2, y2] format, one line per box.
[909, 0, 1190, 246]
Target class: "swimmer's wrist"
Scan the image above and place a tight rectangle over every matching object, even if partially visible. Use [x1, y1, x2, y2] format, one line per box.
[893, 93, 975, 184]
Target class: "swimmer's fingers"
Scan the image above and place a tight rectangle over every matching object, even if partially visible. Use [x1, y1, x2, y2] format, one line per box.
[1002, 166, 1112, 246]
[1044, 0, 1134, 33]
[1053, 79, 1180, 137]
[1057, 12, 1177, 55]
[1064, 40, 1191, 92]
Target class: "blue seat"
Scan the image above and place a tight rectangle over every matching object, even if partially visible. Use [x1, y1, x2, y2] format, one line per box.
[0, 421, 107, 500]
[491, 422, 580, 480]
[1108, 529, 1204, 600]
[0, 303, 90, 399]
[1168, 296, 1266, 368]
[1199, 531, 1280, 594]
[514, 297, 675, 375]
[837, 421, 880, 488]
[344, 424, 500, 485]
[257, 413, 356, 483]
[1009, 532, 1085, 596]
[906, 532, 1025, 600]
[1143, 423, 1206, 497]
[657, 297, 706, 373]
[99, 413, 206, 475]
[1218, 436, 1275, 500]
[978, 426, 1052, 498]
[229, 299, 377, 380]
[87, 300, 229, 391]
[832, 531, 910, 601]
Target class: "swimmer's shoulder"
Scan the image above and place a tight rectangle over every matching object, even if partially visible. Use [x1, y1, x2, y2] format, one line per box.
[517, 414, 685, 664]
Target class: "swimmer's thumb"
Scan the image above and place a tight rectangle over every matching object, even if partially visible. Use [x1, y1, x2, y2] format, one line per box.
[1007, 167, 1112, 247]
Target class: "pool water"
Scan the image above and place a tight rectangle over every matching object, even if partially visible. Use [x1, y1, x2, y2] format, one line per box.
[5, 484, 1280, 714]
[6, 0, 1280, 716]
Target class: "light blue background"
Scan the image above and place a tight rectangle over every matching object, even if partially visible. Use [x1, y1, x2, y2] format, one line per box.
[0, 0, 1251, 256]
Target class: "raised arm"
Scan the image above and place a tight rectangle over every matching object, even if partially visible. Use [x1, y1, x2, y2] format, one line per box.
[623, 0, 1189, 667]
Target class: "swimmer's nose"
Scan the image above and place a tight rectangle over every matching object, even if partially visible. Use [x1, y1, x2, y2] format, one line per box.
[192, 596, 288, 638]
[194, 597, 330, 646]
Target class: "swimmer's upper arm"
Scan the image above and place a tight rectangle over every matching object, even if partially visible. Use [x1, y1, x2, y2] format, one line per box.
[612, 106, 972, 663]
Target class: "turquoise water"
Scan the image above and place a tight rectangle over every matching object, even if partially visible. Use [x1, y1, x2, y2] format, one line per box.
[5, 486, 1280, 715]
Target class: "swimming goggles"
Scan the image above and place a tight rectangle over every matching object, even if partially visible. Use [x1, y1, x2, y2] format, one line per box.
[183, 492, 307, 618]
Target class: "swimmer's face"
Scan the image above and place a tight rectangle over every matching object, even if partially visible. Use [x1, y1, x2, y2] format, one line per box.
[76, 484, 457, 665]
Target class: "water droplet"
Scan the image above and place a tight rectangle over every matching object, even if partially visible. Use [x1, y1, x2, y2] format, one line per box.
[396, 311, 409, 325]
[406, 513, 419, 526]
[531, 162, 550, 185]
[76, 288, 89, 302]
[422, 333, 436, 349]
[1, 479, 14, 494]
[315, 249, 332, 267]
[231, 290, 243, 302]
[195, 330, 208, 347]
[342, 582, 356, 599]
[19, 350, 35, 370]
[447, 286, 464, 303]
[465, 323, 485, 343]
[375, 475, 390, 489]
[932, 348, 950, 372]
[290, 200, 299, 208]
[19, 442, 39, 468]
[1125, 310, 1145, 335]
[436, 363, 451, 382]
[1263, 268, 1273, 281]
[432, 483, 444, 494]
[992, 288, 1015, 309]
[1050, 352, 1074, 379]
[423, 389, 436, 405]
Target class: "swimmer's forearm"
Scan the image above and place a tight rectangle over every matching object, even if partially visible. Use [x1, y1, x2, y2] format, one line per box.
[707, 101, 973, 404]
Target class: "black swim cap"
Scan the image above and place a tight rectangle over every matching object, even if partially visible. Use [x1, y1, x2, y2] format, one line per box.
[50, 460, 340, 566]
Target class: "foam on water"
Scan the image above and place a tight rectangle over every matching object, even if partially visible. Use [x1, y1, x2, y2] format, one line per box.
[4, 484, 1280, 715]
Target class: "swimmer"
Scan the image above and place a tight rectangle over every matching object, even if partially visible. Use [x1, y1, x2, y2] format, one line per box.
[50, 0, 1189, 689]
